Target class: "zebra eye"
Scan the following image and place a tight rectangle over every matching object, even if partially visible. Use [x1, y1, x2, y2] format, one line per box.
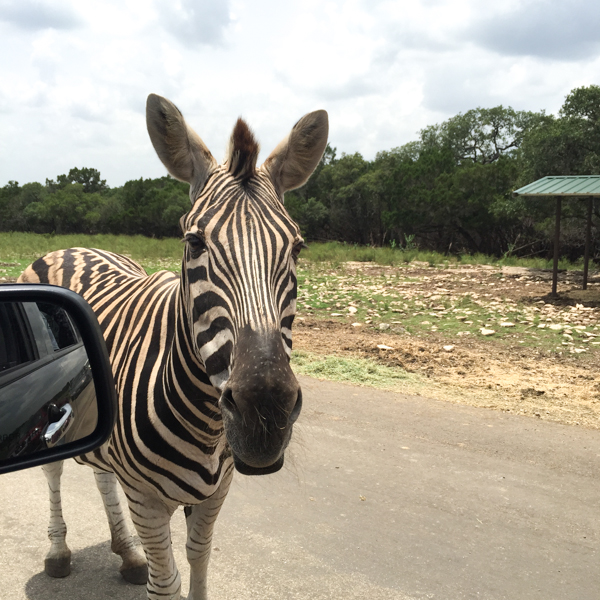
[185, 233, 207, 258]
[292, 241, 307, 263]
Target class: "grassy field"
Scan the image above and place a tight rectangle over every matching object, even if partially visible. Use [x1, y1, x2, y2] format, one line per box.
[299, 240, 579, 271]
[0, 232, 581, 277]
[0, 232, 183, 278]
[294, 261, 598, 356]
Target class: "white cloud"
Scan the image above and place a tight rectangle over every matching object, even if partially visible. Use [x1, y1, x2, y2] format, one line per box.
[156, 0, 232, 47]
[0, 0, 82, 31]
[465, 0, 600, 61]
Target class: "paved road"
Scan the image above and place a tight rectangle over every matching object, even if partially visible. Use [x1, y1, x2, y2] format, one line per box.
[1, 375, 599, 600]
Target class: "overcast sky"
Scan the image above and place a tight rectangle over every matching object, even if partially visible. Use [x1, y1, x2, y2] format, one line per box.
[1, 0, 599, 188]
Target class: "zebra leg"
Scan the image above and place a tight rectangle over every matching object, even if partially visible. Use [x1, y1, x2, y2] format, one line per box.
[43, 461, 71, 578]
[93, 470, 148, 585]
[123, 486, 181, 600]
[185, 465, 234, 600]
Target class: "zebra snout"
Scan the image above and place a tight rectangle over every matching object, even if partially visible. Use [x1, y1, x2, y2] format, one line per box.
[219, 385, 302, 428]
[219, 387, 238, 416]
[288, 388, 302, 424]
[219, 381, 302, 475]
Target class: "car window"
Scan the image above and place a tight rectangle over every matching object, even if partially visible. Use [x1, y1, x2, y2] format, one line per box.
[36, 303, 78, 351]
[0, 303, 36, 372]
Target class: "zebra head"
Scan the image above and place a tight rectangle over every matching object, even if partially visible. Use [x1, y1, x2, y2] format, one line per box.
[146, 94, 328, 476]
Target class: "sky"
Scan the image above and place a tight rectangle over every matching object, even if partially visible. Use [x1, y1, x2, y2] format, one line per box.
[1, 0, 599, 188]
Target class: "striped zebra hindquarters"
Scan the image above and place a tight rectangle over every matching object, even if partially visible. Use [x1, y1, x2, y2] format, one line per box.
[20, 95, 328, 600]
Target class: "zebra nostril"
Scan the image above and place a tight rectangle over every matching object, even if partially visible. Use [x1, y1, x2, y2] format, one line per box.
[288, 389, 302, 424]
[220, 388, 238, 415]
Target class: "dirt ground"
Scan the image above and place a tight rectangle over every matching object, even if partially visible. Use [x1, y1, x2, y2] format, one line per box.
[293, 261, 600, 430]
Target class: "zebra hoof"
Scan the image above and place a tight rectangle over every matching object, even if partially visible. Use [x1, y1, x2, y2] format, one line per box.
[120, 563, 148, 585]
[45, 555, 71, 578]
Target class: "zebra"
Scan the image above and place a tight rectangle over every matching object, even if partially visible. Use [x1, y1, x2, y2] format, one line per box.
[19, 93, 328, 600]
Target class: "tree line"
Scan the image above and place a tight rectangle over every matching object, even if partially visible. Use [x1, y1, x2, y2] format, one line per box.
[1, 85, 599, 260]
[0, 168, 189, 239]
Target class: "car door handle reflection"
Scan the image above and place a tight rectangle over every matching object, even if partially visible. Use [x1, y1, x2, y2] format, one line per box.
[43, 404, 74, 448]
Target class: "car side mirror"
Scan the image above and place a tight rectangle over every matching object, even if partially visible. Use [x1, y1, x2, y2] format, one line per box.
[0, 284, 117, 474]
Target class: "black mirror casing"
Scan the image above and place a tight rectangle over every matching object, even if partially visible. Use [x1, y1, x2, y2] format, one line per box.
[0, 284, 117, 474]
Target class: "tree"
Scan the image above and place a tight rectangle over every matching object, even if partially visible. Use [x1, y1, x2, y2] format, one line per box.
[23, 184, 98, 234]
[46, 168, 108, 194]
[520, 86, 600, 180]
[420, 106, 543, 165]
[115, 176, 189, 237]
[560, 84, 600, 123]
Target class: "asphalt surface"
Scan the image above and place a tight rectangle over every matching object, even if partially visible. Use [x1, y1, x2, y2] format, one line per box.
[1, 374, 599, 600]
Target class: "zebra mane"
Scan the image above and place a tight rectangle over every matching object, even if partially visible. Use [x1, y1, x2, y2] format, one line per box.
[226, 118, 260, 181]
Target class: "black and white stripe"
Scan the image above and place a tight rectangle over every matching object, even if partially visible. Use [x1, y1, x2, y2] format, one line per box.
[20, 95, 328, 600]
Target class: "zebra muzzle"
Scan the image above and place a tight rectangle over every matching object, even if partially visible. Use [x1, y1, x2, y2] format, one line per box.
[219, 385, 301, 475]
[232, 454, 285, 476]
[217, 327, 302, 475]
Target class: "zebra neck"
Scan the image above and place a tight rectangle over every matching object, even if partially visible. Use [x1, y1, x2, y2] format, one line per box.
[160, 289, 224, 445]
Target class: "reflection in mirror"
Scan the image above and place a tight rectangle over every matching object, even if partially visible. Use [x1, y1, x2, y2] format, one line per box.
[0, 301, 98, 462]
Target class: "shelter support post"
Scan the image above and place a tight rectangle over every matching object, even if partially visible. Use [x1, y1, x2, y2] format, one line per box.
[583, 197, 593, 290]
[552, 197, 562, 296]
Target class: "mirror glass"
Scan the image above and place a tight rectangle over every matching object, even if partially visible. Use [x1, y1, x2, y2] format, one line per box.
[0, 300, 98, 462]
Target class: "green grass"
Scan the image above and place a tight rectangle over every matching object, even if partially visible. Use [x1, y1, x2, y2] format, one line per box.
[0, 233, 584, 272]
[301, 240, 581, 271]
[291, 350, 424, 391]
[0, 232, 182, 276]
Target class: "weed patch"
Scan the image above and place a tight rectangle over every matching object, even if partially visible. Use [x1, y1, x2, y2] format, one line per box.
[291, 350, 424, 391]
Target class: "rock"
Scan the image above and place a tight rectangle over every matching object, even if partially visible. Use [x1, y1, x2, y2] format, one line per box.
[563, 334, 573, 341]
[537, 324, 546, 329]
[330, 313, 343, 316]
[443, 345, 455, 352]
[499, 322, 515, 327]
[351, 322, 362, 327]
[521, 387, 545, 397]
[549, 324, 563, 331]
[379, 323, 390, 330]
[347, 306, 358, 314]
[480, 328, 495, 336]
[420, 321, 431, 325]
[377, 344, 394, 350]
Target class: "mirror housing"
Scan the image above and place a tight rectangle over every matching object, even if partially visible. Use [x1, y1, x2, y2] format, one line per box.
[0, 284, 117, 474]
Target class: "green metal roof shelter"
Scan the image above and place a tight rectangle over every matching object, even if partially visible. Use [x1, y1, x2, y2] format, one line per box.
[513, 176, 600, 296]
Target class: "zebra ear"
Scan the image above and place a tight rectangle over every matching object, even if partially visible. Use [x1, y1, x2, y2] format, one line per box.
[146, 94, 217, 197]
[261, 110, 329, 194]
